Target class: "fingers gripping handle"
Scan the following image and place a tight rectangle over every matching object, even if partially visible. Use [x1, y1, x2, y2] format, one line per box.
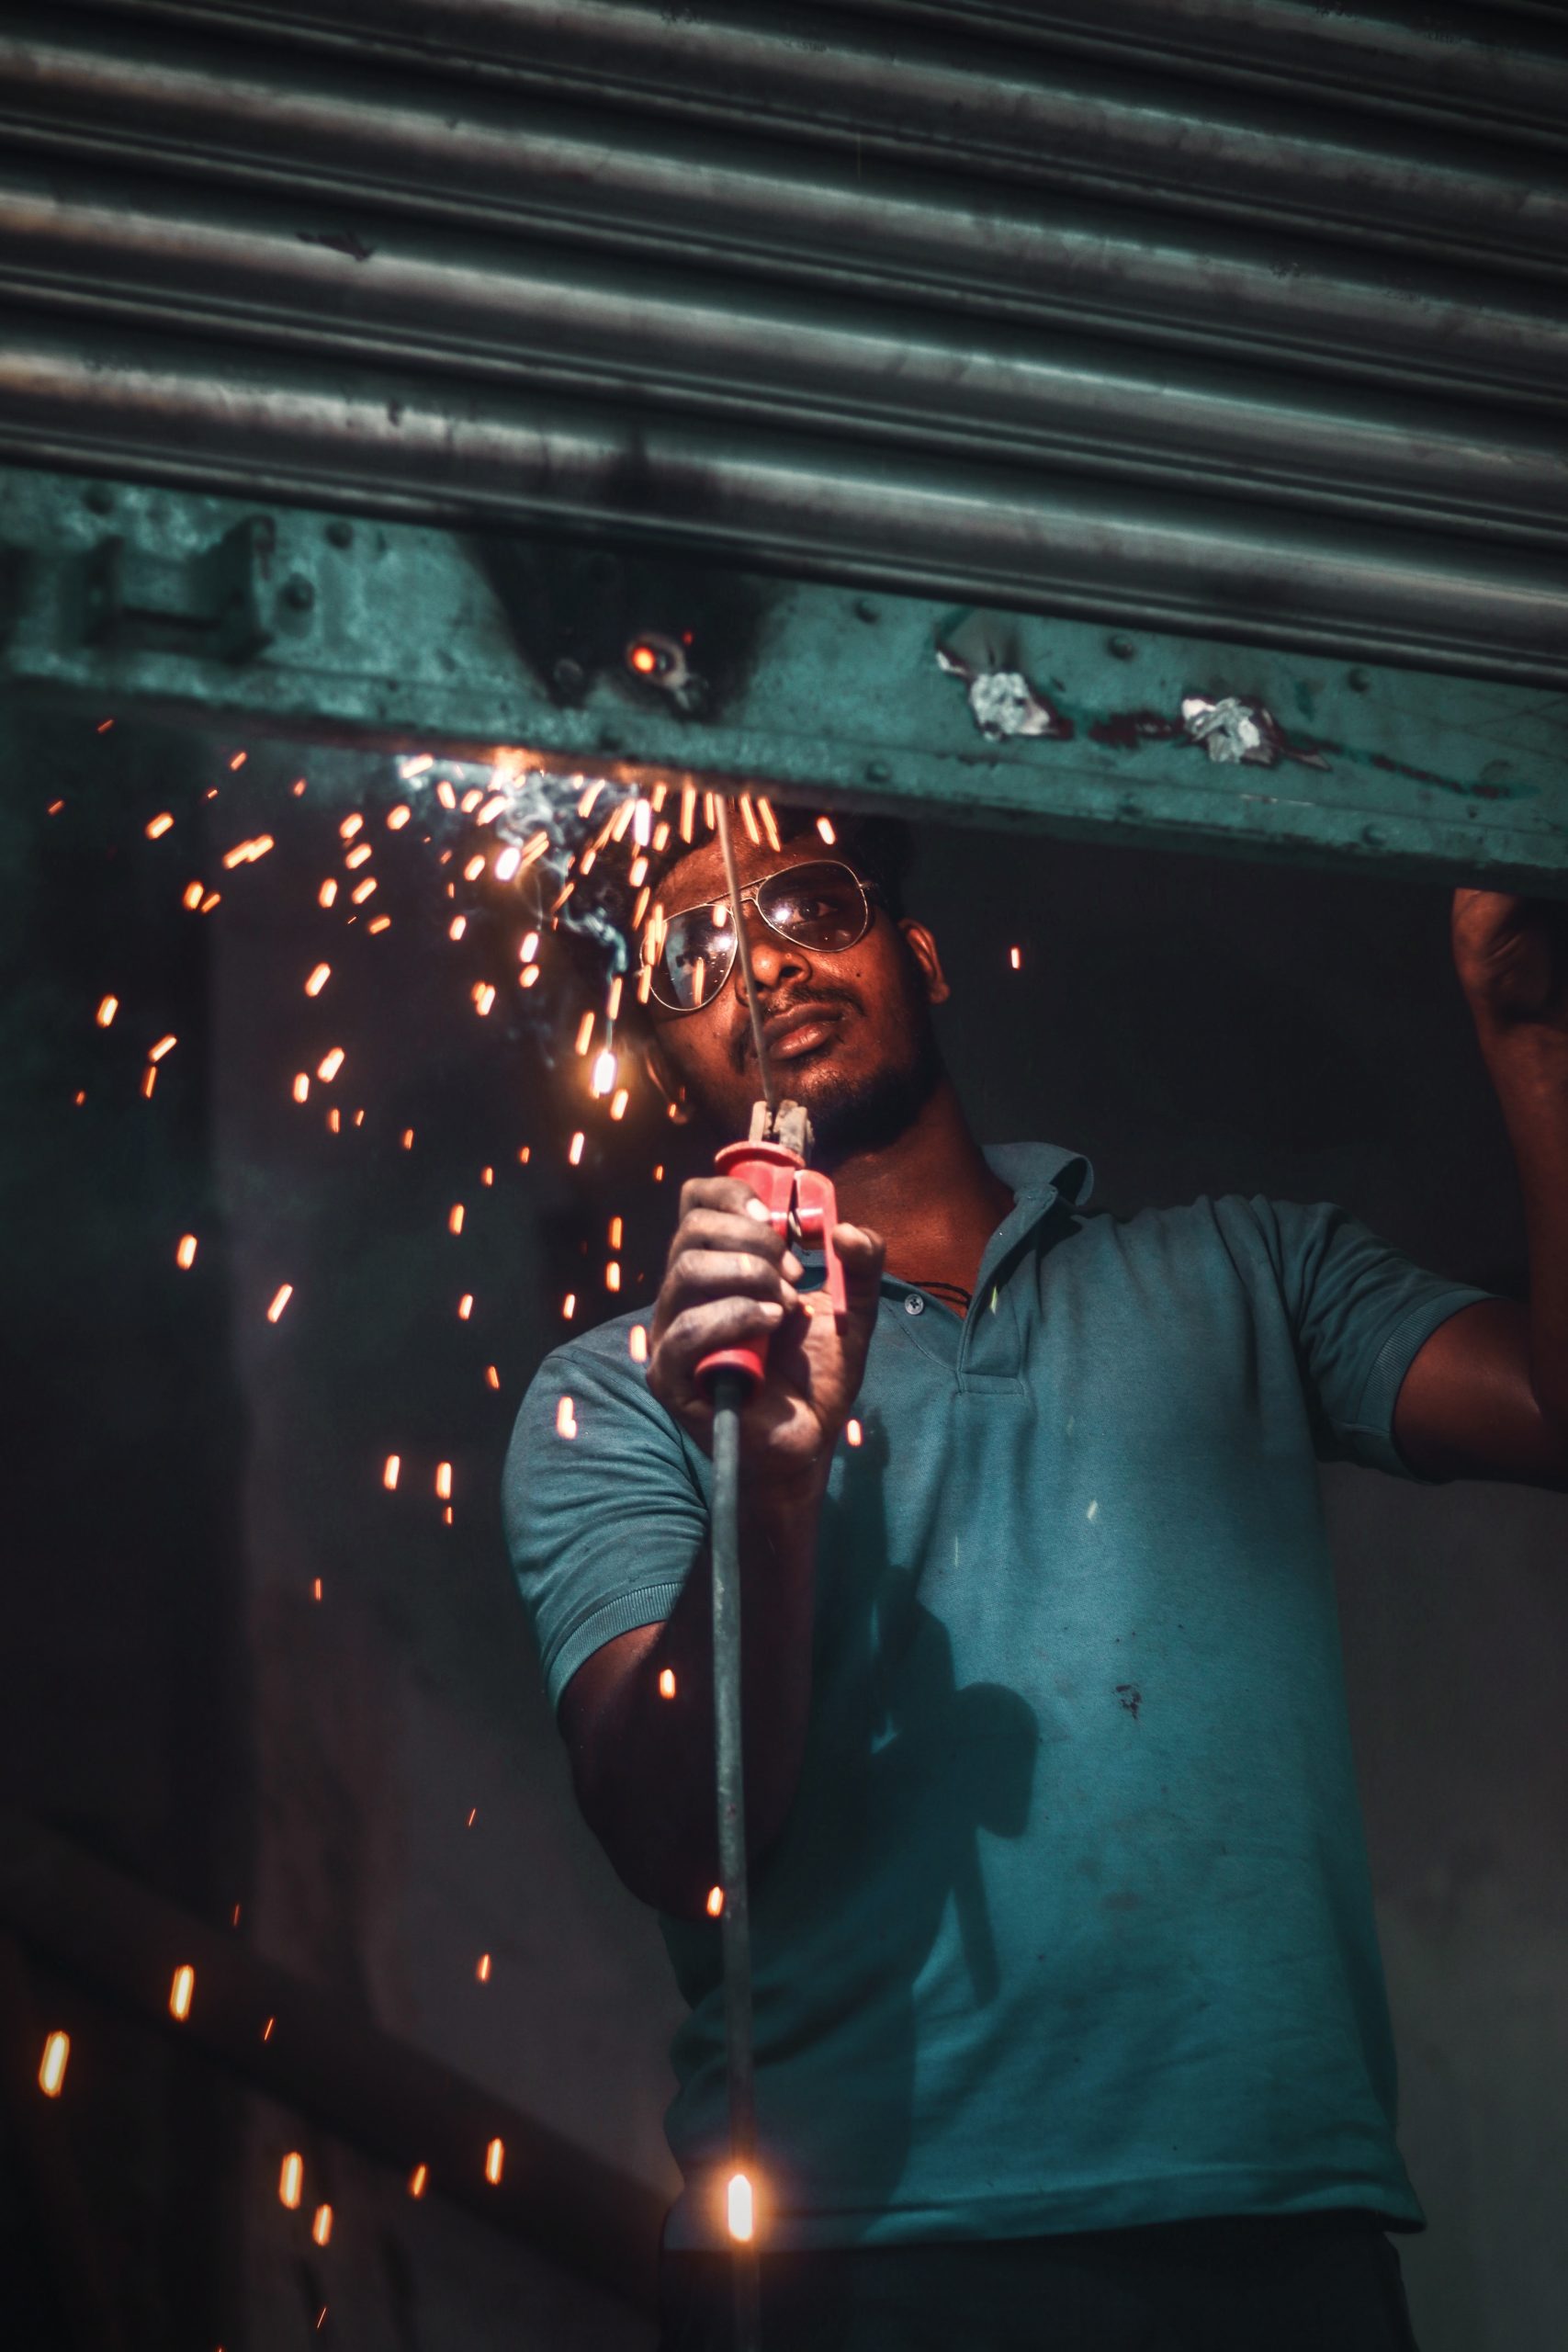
[695, 1143, 845, 1396]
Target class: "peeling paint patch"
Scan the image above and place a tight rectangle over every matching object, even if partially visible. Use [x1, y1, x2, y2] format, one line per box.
[935, 610, 1074, 741]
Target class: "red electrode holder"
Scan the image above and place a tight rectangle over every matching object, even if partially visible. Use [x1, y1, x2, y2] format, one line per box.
[696, 1134, 847, 1396]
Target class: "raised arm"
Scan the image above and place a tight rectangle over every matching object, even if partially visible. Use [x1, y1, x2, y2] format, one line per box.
[558, 1175, 884, 1921]
[1393, 891, 1568, 1490]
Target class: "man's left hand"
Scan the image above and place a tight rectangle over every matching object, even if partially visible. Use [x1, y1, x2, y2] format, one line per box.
[1451, 888, 1568, 1045]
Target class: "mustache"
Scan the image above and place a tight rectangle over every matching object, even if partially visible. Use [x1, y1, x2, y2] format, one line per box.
[731, 985, 861, 1074]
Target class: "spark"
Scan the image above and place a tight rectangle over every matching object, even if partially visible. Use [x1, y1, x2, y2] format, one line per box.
[176, 1234, 197, 1270]
[311, 2207, 333, 2247]
[319, 879, 338, 908]
[476, 794, 505, 825]
[606, 975, 623, 1021]
[292, 777, 308, 796]
[628, 855, 649, 888]
[229, 751, 247, 771]
[517, 1146, 531, 1164]
[634, 797, 652, 845]
[182, 881, 204, 909]
[610, 1088, 629, 1120]
[48, 797, 64, 812]
[263, 2017, 275, 2041]
[340, 814, 364, 840]
[628, 1326, 649, 1363]
[658, 1668, 676, 1699]
[610, 799, 636, 843]
[631, 884, 650, 929]
[463, 854, 486, 882]
[1087, 1498, 1099, 1522]
[387, 803, 412, 829]
[401, 1128, 414, 1149]
[484, 1364, 500, 1389]
[316, 1047, 344, 1081]
[681, 783, 696, 842]
[199, 891, 220, 913]
[577, 781, 604, 818]
[220, 834, 273, 867]
[169, 1963, 195, 2021]
[608, 1216, 624, 1249]
[472, 982, 496, 1015]
[96, 995, 118, 1027]
[457, 1294, 474, 1319]
[727, 2172, 754, 2244]
[344, 842, 372, 869]
[492, 844, 522, 881]
[408, 2165, 428, 2199]
[574, 1012, 595, 1057]
[292, 1073, 310, 1103]
[739, 795, 761, 845]
[484, 2138, 504, 2186]
[758, 797, 781, 851]
[518, 931, 539, 963]
[629, 642, 658, 675]
[705, 1885, 724, 1917]
[266, 1283, 293, 1323]
[704, 790, 716, 830]
[846, 1419, 863, 1446]
[448, 1204, 465, 1234]
[38, 2031, 69, 2098]
[141, 1065, 157, 1099]
[304, 964, 332, 997]
[561, 1293, 577, 1319]
[436, 780, 457, 810]
[480, 1165, 494, 1186]
[605, 1263, 621, 1291]
[520, 966, 540, 989]
[435, 1461, 453, 1500]
[145, 812, 175, 840]
[368, 914, 391, 933]
[653, 820, 671, 852]
[351, 877, 377, 904]
[591, 1050, 617, 1097]
[467, 1808, 478, 1826]
[476, 1952, 491, 1983]
[96, 719, 113, 732]
[1010, 946, 1021, 970]
[817, 815, 836, 844]
[449, 915, 467, 941]
[149, 1034, 176, 1061]
[383, 1454, 400, 1490]
[400, 754, 434, 779]
[568, 1132, 584, 1166]
[279, 2154, 304, 2211]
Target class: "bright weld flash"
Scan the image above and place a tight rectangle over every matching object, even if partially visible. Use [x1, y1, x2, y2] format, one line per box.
[38, 2031, 69, 2098]
[591, 1051, 616, 1098]
[169, 1964, 195, 2021]
[279, 2154, 304, 2210]
[493, 845, 522, 881]
[484, 2138, 504, 2185]
[727, 2171, 755, 2243]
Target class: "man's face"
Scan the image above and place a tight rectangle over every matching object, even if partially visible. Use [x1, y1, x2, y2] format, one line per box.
[640, 829, 950, 1158]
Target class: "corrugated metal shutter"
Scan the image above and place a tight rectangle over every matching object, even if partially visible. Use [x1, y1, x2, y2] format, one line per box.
[2, 0, 1566, 681]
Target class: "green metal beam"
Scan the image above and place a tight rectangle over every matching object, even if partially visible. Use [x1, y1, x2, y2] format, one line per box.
[3, 460, 1564, 895]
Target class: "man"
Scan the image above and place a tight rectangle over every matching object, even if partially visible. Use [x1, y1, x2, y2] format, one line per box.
[504, 809, 1568, 2350]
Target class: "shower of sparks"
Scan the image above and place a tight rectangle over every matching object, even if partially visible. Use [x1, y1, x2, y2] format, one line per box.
[168, 1964, 195, 2021]
[38, 2031, 69, 2098]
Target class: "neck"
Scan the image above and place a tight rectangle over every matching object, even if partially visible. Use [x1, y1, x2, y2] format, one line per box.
[822, 1076, 1013, 1301]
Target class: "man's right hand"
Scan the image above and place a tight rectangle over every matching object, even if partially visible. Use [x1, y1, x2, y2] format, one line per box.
[647, 1174, 885, 1489]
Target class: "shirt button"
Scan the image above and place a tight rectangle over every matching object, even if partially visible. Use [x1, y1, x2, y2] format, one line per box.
[904, 1293, 924, 1316]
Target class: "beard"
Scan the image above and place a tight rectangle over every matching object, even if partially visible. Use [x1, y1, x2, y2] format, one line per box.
[803, 997, 943, 1165]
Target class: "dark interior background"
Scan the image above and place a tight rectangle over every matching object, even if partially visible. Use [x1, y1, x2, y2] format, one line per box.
[0, 703, 1561, 2351]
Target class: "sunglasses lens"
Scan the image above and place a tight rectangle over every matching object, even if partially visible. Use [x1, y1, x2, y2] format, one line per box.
[649, 907, 736, 1011]
[756, 863, 868, 950]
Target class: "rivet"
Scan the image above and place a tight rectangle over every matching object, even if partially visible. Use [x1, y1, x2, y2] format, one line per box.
[1361, 824, 1385, 845]
[854, 597, 880, 623]
[85, 484, 114, 515]
[1108, 635, 1136, 660]
[326, 519, 354, 548]
[864, 759, 891, 784]
[1348, 668, 1371, 693]
[283, 576, 315, 612]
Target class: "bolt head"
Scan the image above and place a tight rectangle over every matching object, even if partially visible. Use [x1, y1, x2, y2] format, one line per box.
[283, 577, 315, 611]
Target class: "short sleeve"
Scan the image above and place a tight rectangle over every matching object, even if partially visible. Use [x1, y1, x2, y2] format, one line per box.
[502, 1317, 709, 1713]
[1243, 1198, 1497, 1481]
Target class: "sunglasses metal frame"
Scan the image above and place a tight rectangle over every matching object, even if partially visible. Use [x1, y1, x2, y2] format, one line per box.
[642, 856, 884, 1014]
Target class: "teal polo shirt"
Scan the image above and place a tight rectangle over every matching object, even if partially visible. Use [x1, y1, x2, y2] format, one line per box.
[503, 1143, 1493, 2252]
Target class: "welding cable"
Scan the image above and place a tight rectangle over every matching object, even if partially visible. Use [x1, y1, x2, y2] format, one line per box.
[709, 1366, 762, 2350]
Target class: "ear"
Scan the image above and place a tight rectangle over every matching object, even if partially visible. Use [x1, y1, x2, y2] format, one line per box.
[899, 917, 952, 1009]
[638, 1029, 691, 1124]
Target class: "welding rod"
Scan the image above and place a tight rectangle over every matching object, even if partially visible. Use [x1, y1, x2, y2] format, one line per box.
[710, 795, 768, 2351]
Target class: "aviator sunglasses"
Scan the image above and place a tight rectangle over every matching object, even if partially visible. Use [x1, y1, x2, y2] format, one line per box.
[642, 857, 884, 1013]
